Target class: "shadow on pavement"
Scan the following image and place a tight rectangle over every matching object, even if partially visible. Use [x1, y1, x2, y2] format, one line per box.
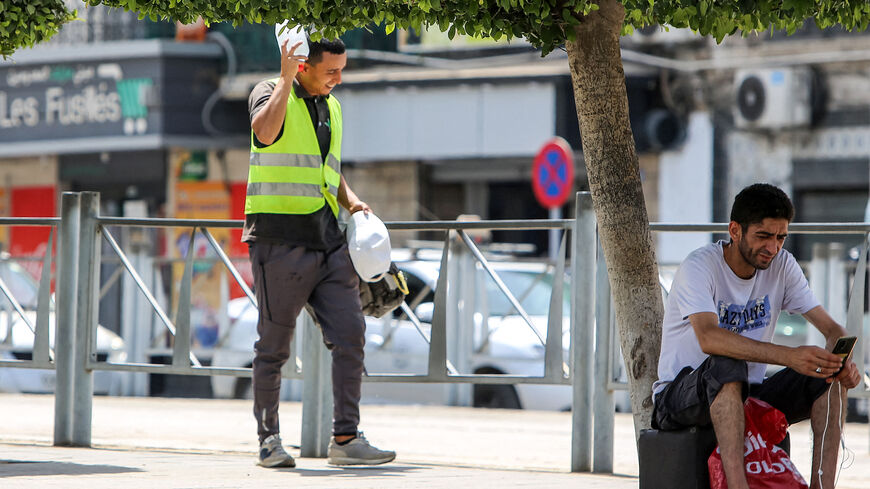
[293, 464, 426, 478]
[0, 459, 143, 477]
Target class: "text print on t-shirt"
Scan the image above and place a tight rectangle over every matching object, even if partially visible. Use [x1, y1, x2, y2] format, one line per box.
[717, 295, 771, 334]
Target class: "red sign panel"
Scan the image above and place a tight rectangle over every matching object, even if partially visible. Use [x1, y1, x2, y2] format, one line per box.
[10, 185, 56, 282]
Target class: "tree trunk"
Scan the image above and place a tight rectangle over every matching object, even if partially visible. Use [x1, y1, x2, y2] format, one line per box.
[565, 0, 663, 436]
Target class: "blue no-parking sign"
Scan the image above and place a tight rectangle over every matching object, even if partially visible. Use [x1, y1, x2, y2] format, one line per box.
[532, 137, 574, 209]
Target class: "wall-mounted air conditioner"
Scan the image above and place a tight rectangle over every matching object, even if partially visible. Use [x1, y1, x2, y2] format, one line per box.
[733, 68, 812, 130]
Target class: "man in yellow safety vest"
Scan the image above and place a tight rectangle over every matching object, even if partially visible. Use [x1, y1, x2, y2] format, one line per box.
[244, 34, 395, 468]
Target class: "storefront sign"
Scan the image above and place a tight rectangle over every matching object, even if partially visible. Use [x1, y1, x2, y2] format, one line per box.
[0, 60, 158, 141]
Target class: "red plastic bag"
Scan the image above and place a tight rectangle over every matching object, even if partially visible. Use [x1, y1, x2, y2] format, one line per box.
[708, 398, 808, 489]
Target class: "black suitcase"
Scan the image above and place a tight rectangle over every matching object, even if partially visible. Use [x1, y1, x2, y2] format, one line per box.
[638, 426, 790, 489]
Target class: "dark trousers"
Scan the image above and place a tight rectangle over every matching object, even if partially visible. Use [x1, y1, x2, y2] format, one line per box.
[249, 241, 366, 442]
[653, 355, 831, 431]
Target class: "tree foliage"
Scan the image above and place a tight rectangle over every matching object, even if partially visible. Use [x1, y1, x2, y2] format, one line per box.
[4, 1, 870, 56]
[0, 0, 76, 57]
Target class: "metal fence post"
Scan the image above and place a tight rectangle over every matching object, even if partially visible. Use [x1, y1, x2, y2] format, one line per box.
[173, 229, 195, 368]
[121, 247, 151, 396]
[808, 243, 828, 347]
[593, 240, 614, 472]
[72, 191, 100, 446]
[427, 234, 451, 382]
[571, 191, 595, 472]
[448, 239, 473, 406]
[33, 229, 54, 367]
[54, 192, 81, 446]
[827, 242, 847, 325]
[300, 311, 332, 457]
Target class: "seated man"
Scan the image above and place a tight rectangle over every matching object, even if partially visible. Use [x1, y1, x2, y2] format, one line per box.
[653, 183, 861, 489]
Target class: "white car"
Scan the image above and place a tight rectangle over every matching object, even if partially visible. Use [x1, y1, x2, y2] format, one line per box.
[361, 259, 573, 410]
[0, 259, 126, 395]
[211, 258, 632, 411]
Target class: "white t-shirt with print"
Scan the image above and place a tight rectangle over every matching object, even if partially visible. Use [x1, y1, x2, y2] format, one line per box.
[653, 240, 819, 397]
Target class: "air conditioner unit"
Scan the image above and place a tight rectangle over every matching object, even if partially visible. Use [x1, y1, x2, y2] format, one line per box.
[733, 68, 812, 129]
[630, 25, 700, 45]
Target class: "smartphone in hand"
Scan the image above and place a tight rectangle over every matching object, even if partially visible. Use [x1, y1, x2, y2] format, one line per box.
[830, 336, 857, 377]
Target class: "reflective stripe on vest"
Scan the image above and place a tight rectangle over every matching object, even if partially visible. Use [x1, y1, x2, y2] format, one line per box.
[247, 182, 324, 198]
[245, 80, 342, 217]
[249, 152, 322, 168]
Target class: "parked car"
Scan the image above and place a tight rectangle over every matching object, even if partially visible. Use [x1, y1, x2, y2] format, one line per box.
[0, 258, 126, 395]
[362, 259, 575, 410]
[211, 256, 633, 411]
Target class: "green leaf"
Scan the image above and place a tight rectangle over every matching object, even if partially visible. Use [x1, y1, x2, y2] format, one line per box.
[3, 0, 868, 57]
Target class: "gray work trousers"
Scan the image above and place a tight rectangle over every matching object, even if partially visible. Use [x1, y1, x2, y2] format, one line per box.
[249, 241, 365, 442]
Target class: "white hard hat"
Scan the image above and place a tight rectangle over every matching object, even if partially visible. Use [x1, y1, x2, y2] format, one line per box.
[347, 212, 392, 282]
[275, 21, 309, 57]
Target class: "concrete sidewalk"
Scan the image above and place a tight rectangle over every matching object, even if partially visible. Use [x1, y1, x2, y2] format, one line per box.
[1, 393, 869, 488]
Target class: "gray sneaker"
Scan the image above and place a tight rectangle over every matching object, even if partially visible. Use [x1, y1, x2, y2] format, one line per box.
[258, 434, 295, 468]
[327, 432, 396, 466]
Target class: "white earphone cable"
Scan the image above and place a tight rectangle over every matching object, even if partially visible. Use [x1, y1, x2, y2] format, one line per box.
[818, 381, 851, 489]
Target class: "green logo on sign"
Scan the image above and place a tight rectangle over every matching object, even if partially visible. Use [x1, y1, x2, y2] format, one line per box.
[116, 78, 153, 119]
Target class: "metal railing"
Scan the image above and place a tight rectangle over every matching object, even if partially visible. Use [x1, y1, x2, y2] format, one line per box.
[3, 191, 869, 472]
[47, 191, 596, 467]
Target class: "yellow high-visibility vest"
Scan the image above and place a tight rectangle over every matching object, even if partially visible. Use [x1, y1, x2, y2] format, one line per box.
[245, 79, 342, 217]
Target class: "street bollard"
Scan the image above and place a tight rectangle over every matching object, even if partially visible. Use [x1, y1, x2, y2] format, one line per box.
[72, 192, 100, 446]
[571, 191, 596, 472]
[593, 241, 614, 473]
[54, 192, 80, 446]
